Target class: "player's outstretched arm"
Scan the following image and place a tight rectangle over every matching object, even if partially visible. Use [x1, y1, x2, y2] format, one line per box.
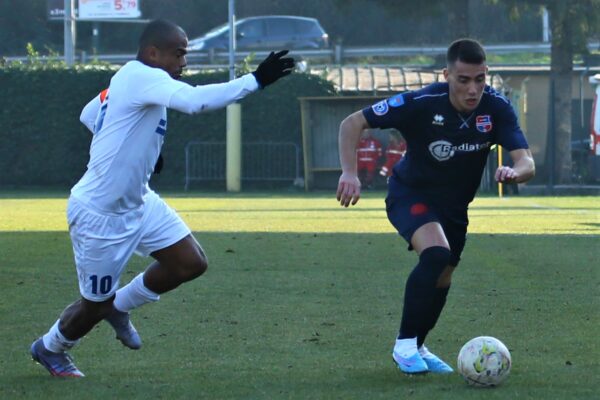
[495, 148, 535, 183]
[252, 50, 295, 88]
[169, 74, 259, 114]
[168, 51, 294, 115]
[337, 111, 370, 207]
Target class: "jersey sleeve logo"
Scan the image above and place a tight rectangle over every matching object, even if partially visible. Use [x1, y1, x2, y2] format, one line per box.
[94, 95, 109, 135]
[476, 115, 493, 132]
[388, 94, 405, 107]
[99, 88, 109, 103]
[155, 119, 167, 136]
[371, 100, 389, 116]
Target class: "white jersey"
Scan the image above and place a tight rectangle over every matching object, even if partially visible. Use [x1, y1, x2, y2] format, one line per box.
[72, 60, 258, 214]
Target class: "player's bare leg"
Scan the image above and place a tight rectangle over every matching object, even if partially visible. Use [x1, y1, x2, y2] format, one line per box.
[393, 222, 453, 374]
[31, 296, 114, 377]
[105, 235, 207, 348]
[60, 297, 116, 339]
[145, 234, 208, 294]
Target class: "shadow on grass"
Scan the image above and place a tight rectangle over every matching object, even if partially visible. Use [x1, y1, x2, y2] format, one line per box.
[1, 231, 597, 400]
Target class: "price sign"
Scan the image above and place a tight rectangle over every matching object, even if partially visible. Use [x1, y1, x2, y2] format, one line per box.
[79, 0, 141, 19]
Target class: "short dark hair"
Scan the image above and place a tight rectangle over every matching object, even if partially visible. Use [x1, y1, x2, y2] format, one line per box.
[446, 39, 486, 66]
[138, 19, 183, 50]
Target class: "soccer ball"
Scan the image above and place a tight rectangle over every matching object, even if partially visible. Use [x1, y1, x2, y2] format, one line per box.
[457, 336, 512, 387]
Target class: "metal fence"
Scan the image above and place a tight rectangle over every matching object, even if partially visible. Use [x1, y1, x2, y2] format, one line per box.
[8, 42, 600, 66]
[184, 141, 301, 190]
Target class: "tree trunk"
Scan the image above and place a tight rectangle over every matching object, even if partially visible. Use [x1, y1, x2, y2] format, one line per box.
[549, 1, 573, 184]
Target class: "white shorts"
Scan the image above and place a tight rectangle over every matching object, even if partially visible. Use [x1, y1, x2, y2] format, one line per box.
[67, 191, 191, 301]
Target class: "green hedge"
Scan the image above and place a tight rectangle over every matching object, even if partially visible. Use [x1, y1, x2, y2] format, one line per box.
[0, 66, 335, 188]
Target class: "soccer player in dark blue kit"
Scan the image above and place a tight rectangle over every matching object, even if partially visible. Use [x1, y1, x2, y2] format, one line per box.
[336, 39, 535, 374]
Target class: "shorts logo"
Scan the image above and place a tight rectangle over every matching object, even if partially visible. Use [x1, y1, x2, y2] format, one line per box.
[388, 94, 405, 107]
[429, 140, 454, 161]
[410, 203, 428, 215]
[372, 100, 389, 116]
[476, 115, 492, 132]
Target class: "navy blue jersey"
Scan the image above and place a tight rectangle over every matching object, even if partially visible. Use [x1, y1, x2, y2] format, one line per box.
[363, 82, 528, 205]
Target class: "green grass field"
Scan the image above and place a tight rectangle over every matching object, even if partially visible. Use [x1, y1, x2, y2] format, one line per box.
[0, 192, 598, 399]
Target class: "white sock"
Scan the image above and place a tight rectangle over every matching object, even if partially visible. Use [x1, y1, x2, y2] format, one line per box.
[113, 273, 160, 313]
[418, 345, 434, 358]
[42, 320, 79, 353]
[393, 337, 418, 358]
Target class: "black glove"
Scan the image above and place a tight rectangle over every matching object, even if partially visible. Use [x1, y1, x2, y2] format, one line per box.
[153, 153, 164, 174]
[252, 50, 295, 88]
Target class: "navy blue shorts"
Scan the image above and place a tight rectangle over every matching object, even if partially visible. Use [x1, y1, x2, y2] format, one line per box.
[385, 184, 468, 266]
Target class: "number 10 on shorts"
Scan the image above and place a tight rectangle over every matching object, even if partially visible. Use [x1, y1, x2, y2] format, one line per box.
[90, 275, 112, 295]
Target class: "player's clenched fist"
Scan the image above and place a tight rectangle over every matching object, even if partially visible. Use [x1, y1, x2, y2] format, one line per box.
[495, 165, 518, 183]
[336, 172, 361, 207]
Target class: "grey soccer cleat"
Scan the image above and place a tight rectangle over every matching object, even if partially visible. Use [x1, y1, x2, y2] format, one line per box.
[105, 310, 142, 350]
[30, 338, 85, 377]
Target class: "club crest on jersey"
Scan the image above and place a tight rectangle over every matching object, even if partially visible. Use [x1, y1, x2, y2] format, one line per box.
[476, 115, 492, 132]
[372, 100, 389, 116]
[388, 94, 405, 107]
[432, 114, 444, 126]
[429, 140, 454, 161]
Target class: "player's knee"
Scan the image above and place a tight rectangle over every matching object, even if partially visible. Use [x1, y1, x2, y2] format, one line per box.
[418, 246, 451, 282]
[191, 254, 208, 278]
[80, 296, 115, 318]
[436, 266, 454, 288]
[180, 251, 208, 281]
[421, 245, 451, 265]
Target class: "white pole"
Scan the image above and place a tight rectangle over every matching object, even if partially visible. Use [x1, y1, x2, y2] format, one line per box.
[542, 7, 550, 43]
[64, 0, 76, 66]
[226, 104, 242, 192]
[228, 0, 236, 80]
[226, 0, 241, 192]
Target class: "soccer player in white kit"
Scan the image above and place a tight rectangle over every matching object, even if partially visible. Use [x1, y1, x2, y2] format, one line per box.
[30, 19, 295, 377]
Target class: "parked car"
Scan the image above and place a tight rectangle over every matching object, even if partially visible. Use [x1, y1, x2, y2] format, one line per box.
[188, 16, 329, 51]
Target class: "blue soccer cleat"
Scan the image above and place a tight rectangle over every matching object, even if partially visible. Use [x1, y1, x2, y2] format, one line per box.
[30, 338, 85, 377]
[419, 345, 454, 374]
[392, 351, 429, 374]
[105, 310, 142, 350]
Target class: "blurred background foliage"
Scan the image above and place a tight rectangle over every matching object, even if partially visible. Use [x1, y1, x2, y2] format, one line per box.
[0, 66, 334, 188]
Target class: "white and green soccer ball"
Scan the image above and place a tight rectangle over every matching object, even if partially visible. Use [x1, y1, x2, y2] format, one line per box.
[457, 336, 512, 387]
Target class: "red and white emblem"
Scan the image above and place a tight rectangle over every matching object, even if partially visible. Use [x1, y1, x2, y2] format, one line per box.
[476, 115, 492, 133]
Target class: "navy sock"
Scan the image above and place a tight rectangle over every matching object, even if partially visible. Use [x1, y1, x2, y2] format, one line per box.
[398, 246, 450, 340]
[417, 286, 450, 347]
